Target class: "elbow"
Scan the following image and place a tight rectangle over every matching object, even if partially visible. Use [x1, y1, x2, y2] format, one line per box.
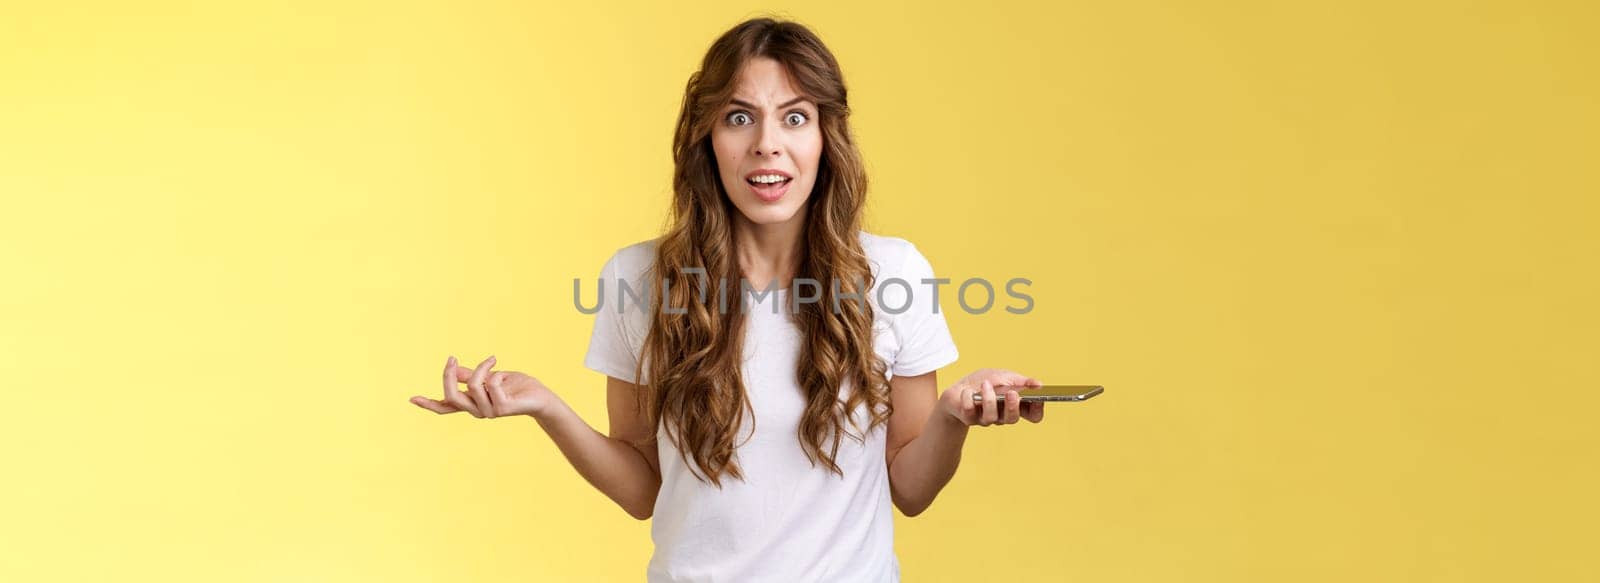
[621, 472, 661, 521]
[892, 492, 929, 518]
[625, 500, 654, 520]
[626, 497, 656, 521]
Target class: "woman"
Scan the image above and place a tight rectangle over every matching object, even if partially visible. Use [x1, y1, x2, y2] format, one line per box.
[409, 17, 1046, 582]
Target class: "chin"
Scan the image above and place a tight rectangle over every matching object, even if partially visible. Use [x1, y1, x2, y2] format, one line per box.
[726, 180, 812, 226]
[732, 199, 805, 225]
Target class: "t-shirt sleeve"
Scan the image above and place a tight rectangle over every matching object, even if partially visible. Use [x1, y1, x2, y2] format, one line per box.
[582, 251, 649, 384]
[888, 242, 960, 377]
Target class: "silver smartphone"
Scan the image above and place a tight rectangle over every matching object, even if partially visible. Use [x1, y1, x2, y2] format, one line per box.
[972, 384, 1104, 403]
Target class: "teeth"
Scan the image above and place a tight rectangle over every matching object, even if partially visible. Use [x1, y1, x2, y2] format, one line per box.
[748, 174, 788, 184]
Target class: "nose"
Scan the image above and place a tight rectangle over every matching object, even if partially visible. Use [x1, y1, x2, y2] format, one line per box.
[752, 120, 782, 158]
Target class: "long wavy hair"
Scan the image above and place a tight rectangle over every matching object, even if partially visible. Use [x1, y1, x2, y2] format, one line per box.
[630, 17, 890, 487]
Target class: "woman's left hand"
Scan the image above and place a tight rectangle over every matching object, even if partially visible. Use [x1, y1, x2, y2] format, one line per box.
[938, 368, 1046, 427]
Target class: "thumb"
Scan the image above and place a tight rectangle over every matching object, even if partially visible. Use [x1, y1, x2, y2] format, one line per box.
[995, 370, 1035, 388]
[410, 395, 460, 415]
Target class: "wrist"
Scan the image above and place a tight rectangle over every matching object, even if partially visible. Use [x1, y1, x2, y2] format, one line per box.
[527, 398, 565, 423]
[937, 407, 970, 433]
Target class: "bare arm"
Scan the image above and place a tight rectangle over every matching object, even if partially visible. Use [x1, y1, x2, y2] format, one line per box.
[885, 370, 964, 517]
[410, 356, 661, 520]
[533, 375, 661, 520]
[885, 368, 1045, 517]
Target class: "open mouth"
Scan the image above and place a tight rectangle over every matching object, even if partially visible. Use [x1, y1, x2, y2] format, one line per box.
[745, 176, 793, 202]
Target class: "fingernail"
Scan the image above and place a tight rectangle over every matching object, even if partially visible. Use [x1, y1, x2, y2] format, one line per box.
[448, 355, 456, 366]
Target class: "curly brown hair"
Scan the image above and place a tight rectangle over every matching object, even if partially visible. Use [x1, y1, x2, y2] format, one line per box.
[631, 17, 890, 487]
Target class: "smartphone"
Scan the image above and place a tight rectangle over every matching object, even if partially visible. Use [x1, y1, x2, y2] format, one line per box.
[972, 384, 1104, 403]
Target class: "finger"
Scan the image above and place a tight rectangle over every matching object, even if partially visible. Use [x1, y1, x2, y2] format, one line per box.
[468, 355, 496, 417]
[486, 371, 508, 412]
[960, 384, 977, 423]
[993, 371, 1036, 392]
[442, 355, 482, 417]
[1023, 401, 1045, 423]
[1002, 389, 1021, 424]
[411, 396, 460, 415]
[980, 380, 998, 426]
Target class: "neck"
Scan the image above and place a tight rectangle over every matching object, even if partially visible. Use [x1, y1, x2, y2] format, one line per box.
[732, 206, 807, 293]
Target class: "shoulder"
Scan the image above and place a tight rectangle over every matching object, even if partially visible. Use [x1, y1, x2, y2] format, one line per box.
[584, 239, 660, 383]
[857, 230, 961, 376]
[858, 230, 926, 281]
[858, 230, 944, 319]
[598, 237, 660, 285]
[594, 238, 660, 331]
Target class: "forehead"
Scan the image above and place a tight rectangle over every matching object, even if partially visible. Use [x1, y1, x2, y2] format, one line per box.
[729, 57, 805, 104]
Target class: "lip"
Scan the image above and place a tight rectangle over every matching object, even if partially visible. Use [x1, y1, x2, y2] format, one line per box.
[743, 169, 794, 203]
[743, 168, 793, 181]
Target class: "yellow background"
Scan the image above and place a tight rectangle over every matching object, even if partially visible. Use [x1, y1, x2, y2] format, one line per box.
[3, 1, 1596, 580]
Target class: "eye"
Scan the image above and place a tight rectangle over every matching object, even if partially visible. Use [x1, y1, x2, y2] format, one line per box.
[785, 111, 809, 127]
[726, 111, 753, 126]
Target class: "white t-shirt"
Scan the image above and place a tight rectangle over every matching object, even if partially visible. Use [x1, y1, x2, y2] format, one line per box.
[582, 230, 960, 583]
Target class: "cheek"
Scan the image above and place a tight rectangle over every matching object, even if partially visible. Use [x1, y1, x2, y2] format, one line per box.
[798, 130, 824, 171]
[710, 132, 742, 175]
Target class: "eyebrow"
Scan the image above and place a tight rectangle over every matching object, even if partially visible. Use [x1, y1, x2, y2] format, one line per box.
[728, 96, 811, 111]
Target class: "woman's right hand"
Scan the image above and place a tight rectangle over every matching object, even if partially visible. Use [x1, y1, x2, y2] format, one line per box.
[937, 367, 1045, 427]
[409, 355, 557, 419]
